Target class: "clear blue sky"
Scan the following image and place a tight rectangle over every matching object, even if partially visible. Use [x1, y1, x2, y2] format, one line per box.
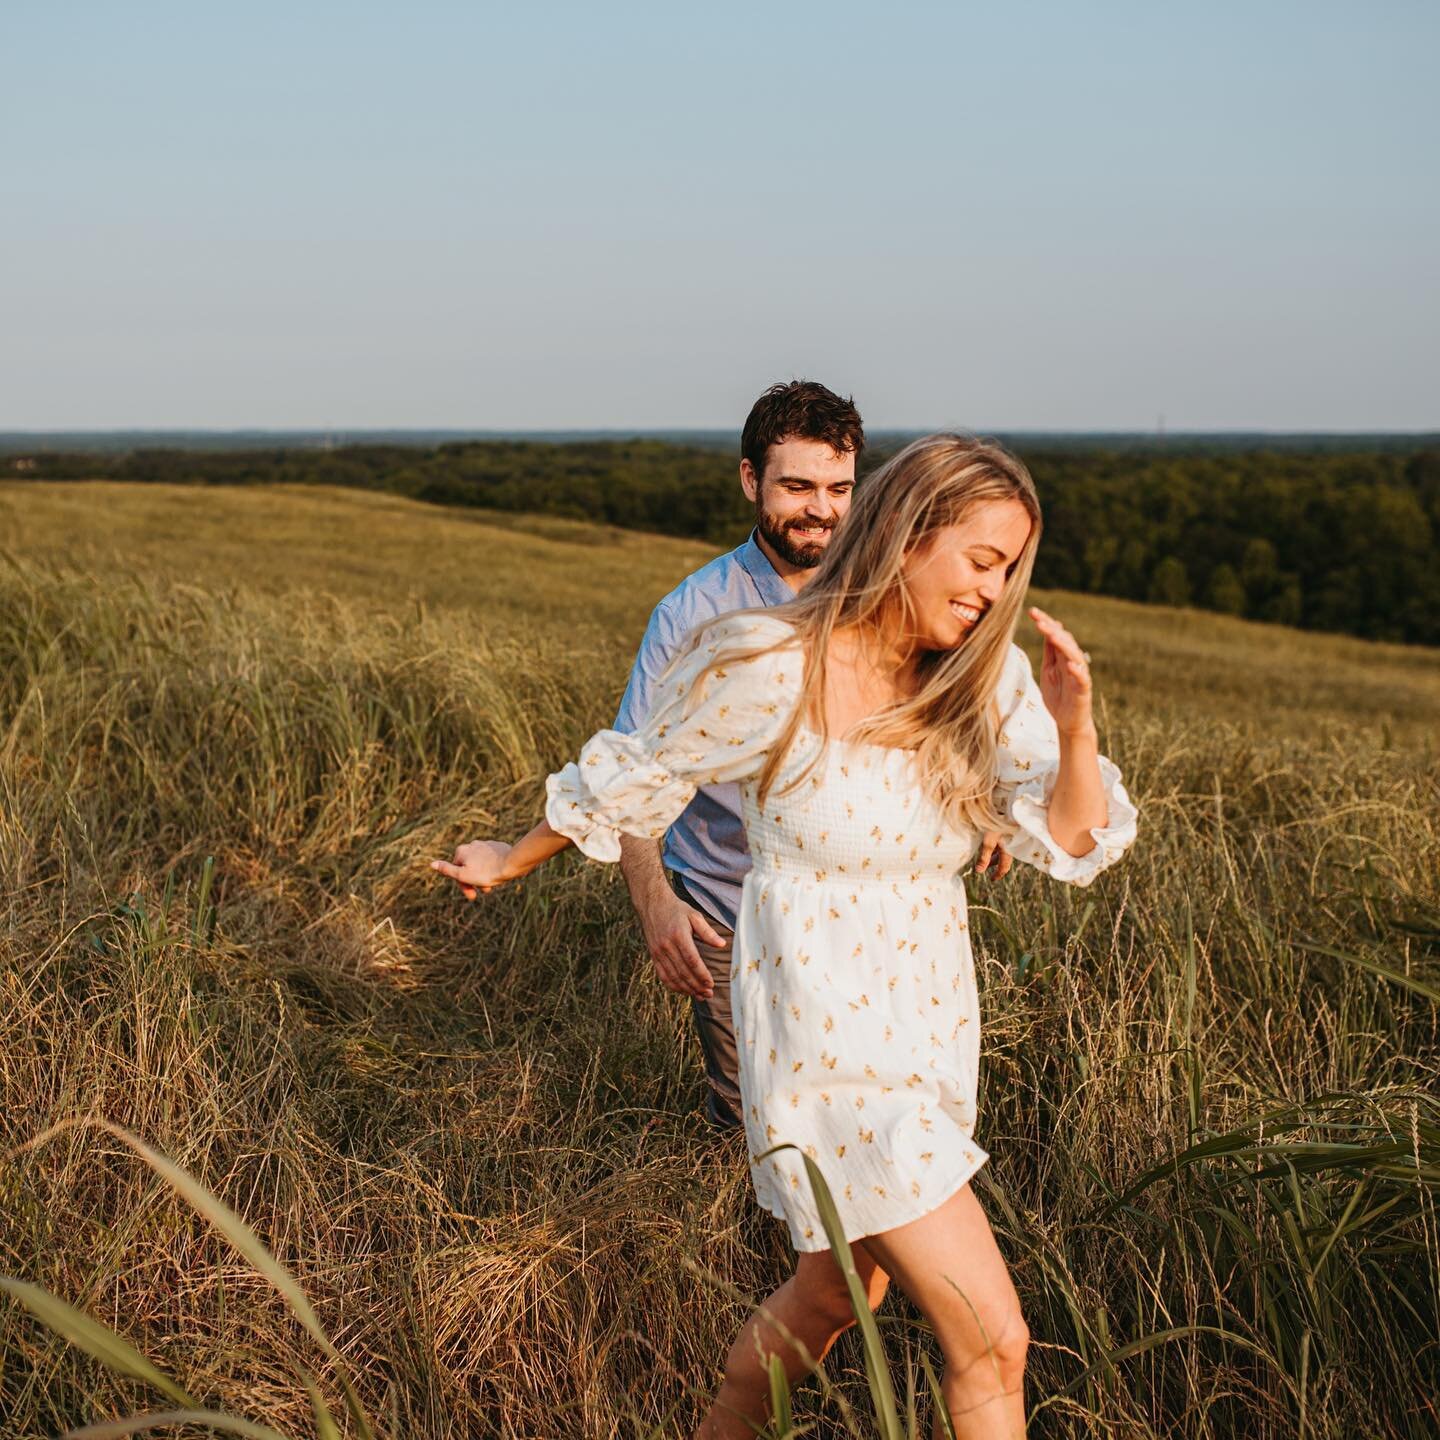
[3, 1, 1436, 431]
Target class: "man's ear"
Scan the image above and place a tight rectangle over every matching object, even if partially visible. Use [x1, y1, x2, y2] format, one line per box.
[739, 458, 760, 504]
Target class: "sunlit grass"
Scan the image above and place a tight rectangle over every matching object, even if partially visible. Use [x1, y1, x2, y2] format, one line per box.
[1, 482, 1437, 1437]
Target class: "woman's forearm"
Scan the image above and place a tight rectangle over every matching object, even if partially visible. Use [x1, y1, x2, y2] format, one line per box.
[1046, 726, 1108, 856]
[503, 819, 574, 880]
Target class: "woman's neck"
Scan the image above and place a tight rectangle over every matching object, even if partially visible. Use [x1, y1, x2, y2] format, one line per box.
[831, 620, 921, 694]
[811, 622, 924, 739]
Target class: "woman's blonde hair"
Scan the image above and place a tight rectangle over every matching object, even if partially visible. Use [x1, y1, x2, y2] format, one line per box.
[685, 432, 1043, 833]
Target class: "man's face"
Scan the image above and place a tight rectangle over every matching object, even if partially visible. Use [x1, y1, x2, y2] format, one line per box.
[741, 437, 856, 569]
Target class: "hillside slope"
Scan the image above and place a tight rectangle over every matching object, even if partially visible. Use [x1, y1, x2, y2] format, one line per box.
[1, 482, 1436, 1438]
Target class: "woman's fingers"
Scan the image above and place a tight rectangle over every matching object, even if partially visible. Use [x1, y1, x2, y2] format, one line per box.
[1030, 606, 1087, 666]
[431, 857, 498, 896]
[1030, 607, 1093, 697]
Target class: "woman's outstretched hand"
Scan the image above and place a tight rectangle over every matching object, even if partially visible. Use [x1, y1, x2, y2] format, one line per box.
[432, 840, 514, 900]
[1029, 606, 1096, 737]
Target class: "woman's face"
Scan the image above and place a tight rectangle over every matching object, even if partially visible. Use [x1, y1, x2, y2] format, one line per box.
[899, 498, 1033, 651]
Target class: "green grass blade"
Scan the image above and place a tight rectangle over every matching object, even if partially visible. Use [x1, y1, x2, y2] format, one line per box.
[0, 1276, 196, 1409]
[105, 1126, 334, 1357]
[1049, 1324, 1295, 1403]
[920, 1351, 956, 1440]
[758, 1143, 903, 1440]
[303, 1373, 343, 1440]
[98, 1124, 378, 1438]
[1292, 938, 1440, 1003]
[766, 1351, 794, 1437]
[336, 1371, 379, 1440]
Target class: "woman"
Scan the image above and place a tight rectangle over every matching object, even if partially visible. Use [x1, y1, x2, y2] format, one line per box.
[433, 435, 1137, 1439]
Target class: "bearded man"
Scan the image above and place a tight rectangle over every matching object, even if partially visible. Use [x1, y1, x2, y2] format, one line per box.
[613, 381, 866, 1127]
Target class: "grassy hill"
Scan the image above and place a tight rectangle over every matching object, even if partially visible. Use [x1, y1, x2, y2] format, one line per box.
[1, 482, 1437, 1438]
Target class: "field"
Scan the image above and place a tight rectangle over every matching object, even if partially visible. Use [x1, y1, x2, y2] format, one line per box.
[1, 481, 1438, 1438]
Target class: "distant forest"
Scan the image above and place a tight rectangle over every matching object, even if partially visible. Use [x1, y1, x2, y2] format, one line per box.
[8, 437, 1439, 645]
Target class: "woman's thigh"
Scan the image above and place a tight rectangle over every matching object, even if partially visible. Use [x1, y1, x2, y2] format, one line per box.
[854, 1183, 1022, 1364]
[784, 1244, 890, 1331]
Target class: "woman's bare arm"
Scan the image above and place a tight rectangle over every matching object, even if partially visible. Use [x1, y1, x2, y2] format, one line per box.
[1028, 606, 1108, 857]
[431, 819, 572, 899]
[1046, 726, 1107, 857]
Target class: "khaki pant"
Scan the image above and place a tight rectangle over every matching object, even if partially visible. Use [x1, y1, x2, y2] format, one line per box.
[670, 874, 742, 1131]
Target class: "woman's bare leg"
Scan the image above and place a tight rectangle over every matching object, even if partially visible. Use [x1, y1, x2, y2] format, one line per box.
[856, 1183, 1027, 1440]
[692, 1247, 890, 1440]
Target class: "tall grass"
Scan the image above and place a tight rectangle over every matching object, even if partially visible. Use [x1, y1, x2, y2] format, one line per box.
[1, 491, 1437, 1437]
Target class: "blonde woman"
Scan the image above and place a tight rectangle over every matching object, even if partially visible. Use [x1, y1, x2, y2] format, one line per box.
[433, 435, 1138, 1439]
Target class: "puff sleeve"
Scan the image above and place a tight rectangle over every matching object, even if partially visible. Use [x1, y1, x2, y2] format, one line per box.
[545, 613, 802, 863]
[991, 644, 1138, 885]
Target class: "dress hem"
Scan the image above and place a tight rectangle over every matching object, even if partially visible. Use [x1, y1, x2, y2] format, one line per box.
[762, 1151, 991, 1254]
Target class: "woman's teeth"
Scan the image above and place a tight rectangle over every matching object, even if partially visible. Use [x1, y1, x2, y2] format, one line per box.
[950, 601, 981, 623]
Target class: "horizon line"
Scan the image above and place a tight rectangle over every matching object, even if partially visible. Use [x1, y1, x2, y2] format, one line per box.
[4, 425, 1438, 439]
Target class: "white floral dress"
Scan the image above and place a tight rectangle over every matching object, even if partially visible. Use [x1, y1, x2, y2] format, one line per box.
[546, 612, 1138, 1251]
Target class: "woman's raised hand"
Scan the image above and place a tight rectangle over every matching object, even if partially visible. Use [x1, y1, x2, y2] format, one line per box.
[1028, 606, 1096, 737]
[431, 840, 515, 900]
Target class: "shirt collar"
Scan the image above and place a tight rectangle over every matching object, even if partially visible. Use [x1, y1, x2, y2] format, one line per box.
[736, 529, 796, 608]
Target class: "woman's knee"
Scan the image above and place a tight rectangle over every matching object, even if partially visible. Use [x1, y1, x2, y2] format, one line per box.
[962, 1305, 1029, 1389]
[939, 1299, 1029, 1391]
[991, 1309, 1029, 1385]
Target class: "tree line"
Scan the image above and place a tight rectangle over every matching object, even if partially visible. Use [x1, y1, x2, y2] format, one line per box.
[8, 437, 1438, 645]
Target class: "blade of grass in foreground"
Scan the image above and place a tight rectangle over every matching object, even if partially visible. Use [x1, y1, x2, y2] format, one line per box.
[11, 1119, 377, 1440]
[303, 1373, 344, 1440]
[766, 1352, 795, 1437]
[98, 1124, 378, 1440]
[1292, 937, 1440, 1004]
[758, 1143, 905, 1440]
[0, 1276, 197, 1409]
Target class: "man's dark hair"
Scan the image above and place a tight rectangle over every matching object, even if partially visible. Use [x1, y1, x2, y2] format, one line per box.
[741, 380, 865, 481]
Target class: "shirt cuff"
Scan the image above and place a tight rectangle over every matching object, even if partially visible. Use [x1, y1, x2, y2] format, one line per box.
[543, 729, 692, 863]
[1008, 755, 1138, 886]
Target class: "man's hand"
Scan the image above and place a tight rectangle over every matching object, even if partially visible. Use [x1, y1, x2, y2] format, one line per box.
[974, 831, 1013, 879]
[636, 885, 725, 999]
[618, 834, 726, 999]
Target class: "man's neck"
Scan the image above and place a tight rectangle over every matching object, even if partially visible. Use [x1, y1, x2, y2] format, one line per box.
[752, 529, 812, 595]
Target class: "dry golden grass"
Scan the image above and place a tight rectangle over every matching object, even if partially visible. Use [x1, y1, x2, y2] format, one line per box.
[1, 480, 1437, 1438]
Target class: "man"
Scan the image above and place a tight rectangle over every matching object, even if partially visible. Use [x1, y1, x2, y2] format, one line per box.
[612, 380, 864, 1129]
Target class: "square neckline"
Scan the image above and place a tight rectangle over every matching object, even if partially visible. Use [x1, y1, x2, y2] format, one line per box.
[795, 720, 917, 757]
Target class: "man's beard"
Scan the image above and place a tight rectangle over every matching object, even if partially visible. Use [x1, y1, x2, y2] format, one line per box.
[756, 506, 833, 568]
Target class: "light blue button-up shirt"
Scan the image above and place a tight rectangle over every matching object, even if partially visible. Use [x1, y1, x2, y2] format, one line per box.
[613, 531, 794, 931]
